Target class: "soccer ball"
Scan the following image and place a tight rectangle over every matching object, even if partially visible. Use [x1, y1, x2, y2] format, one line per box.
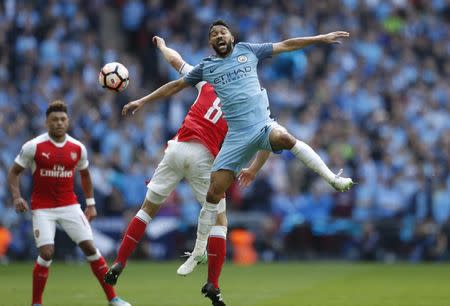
[98, 62, 129, 92]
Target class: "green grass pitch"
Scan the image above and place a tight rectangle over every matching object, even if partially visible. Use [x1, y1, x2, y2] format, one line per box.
[1, 261, 449, 306]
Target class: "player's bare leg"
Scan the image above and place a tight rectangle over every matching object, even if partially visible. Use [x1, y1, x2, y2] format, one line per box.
[31, 244, 54, 306]
[79, 240, 131, 306]
[104, 198, 161, 286]
[269, 126, 355, 192]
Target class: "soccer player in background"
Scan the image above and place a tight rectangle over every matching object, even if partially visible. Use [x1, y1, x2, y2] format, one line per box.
[7, 101, 131, 306]
[122, 19, 355, 293]
[105, 36, 269, 306]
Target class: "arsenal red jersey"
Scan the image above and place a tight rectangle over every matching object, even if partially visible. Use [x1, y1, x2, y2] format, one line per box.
[174, 63, 228, 157]
[14, 133, 89, 210]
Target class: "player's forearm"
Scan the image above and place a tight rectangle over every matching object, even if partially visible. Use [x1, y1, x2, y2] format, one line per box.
[80, 170, 94, 198]
[7, 170, 22, 200]
[139, 79, 187, 105]
[273, 35, 325, 54]
[248, 151, 271, 175]
[159, 45, 184, 72]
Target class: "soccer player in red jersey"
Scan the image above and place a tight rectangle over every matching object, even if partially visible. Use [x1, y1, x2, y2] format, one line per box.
[7, 101, 131, 306]
[104, 37, 269, 306]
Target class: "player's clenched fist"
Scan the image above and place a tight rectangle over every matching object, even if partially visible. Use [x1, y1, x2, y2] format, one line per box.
[122, 100, 144, 115]
[84, 206, 97, 222]
[14, 197, 29, 213]
[152, 36, 166, 48]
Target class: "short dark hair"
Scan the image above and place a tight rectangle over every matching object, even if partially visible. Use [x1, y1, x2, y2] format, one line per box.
[209, 19, 231, 35]
[46, 100, 68, 117]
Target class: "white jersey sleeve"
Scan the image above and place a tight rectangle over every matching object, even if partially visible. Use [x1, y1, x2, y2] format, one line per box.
[14, 140, 36, 169]
[179, 62, 205, 91]
[76, 143, 89, 170]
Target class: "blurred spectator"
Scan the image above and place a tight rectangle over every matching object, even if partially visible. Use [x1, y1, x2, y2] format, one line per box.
[0, 221, 12, 264]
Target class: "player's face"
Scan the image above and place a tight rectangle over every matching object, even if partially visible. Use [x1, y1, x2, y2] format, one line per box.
[46, 112, 69, 139]
[209, 25, 234, 57]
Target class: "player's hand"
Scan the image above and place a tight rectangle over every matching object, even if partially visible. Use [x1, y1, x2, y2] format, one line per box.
[321, 31, 350, 44]
[238, 168, 257, 188]
[122, 99, 144, 116]
[152, 36, 166, 49]
[84, 206, 97, 222]
[13, 197, 29, 213]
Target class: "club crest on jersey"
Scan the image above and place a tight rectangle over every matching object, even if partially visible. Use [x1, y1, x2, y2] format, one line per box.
[237, 55, 248, 63]
[70, 152, 77, 161]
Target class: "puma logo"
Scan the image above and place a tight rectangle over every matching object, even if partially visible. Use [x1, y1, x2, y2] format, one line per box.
[42, 152, 50, 159]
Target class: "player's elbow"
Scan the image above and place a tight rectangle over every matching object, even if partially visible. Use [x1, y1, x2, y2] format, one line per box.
[79, 169, 91, 181]
[273, 42, 291, 55]
[7, 165, 22, 179]
[168, 57, 183, 71]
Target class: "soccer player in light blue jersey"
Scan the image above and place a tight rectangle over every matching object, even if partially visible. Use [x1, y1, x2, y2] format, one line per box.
[123, 19, 355, 305]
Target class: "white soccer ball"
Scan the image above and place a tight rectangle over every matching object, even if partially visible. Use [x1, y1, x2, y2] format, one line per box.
[98, 62, 129, 92]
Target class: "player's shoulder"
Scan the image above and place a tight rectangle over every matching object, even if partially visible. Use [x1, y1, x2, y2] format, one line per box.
[235, 42, 266, 52]
[19, 133, 48, 156]
[24, 133, 49, 147]
[66, 134, 86, 150]
[235, 42, 251, 49]
[233, 42, 257, 56]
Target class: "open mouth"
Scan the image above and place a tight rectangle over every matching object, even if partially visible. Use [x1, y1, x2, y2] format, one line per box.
[217, 41, 226, 48]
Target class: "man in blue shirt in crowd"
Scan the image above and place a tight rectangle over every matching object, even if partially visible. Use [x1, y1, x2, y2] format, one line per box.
[121, 20, 355, 305]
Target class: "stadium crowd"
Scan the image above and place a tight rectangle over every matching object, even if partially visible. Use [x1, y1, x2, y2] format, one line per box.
[0, 0, 449, 262]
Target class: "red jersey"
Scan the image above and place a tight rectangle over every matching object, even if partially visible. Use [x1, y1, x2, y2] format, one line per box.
[14, 133, 89, 210]
[174, 63, 228, 157]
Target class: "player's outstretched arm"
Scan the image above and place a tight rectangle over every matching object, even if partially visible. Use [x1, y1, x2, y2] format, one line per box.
[153, 36, 185, 72]
[238, 150, 271, 188]
[7, 163, 29, 213]
[272, 31, 350, 55]
[79, 168, 97, 222]
[122, 78, 190, 115]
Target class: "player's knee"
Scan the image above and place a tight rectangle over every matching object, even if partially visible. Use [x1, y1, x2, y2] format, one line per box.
[39, 246, 54, 261]
[206, 185, 223, 203]
[145, 189, 166, 205]
[272, 130, 296, 150]
[78, 240, 96, 256]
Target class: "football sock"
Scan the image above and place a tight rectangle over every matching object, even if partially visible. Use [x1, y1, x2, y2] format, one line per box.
[32, 256, 52, 305]
[194, 203, 218, 256]
[116, 209, 152, 266]
[87, 250, 116, 301]
[290, 140, 335, 183]
[207, 226, 227, 289]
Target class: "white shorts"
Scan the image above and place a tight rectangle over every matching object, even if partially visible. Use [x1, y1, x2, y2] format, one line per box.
[147, 140, 226, 213]
[32, 204, 93, 248]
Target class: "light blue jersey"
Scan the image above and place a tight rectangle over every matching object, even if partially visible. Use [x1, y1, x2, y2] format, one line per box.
[184, 42, 273, 131]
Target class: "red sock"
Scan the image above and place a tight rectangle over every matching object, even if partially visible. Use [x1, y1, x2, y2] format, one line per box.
[32, 262, 49, 305]
[207, 236, 227, 289]
[116, 215, 148, 266]
[89, 256, 116, 301]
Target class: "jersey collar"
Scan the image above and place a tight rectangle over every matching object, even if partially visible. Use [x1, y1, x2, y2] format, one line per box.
[46, 133, 68, 147]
